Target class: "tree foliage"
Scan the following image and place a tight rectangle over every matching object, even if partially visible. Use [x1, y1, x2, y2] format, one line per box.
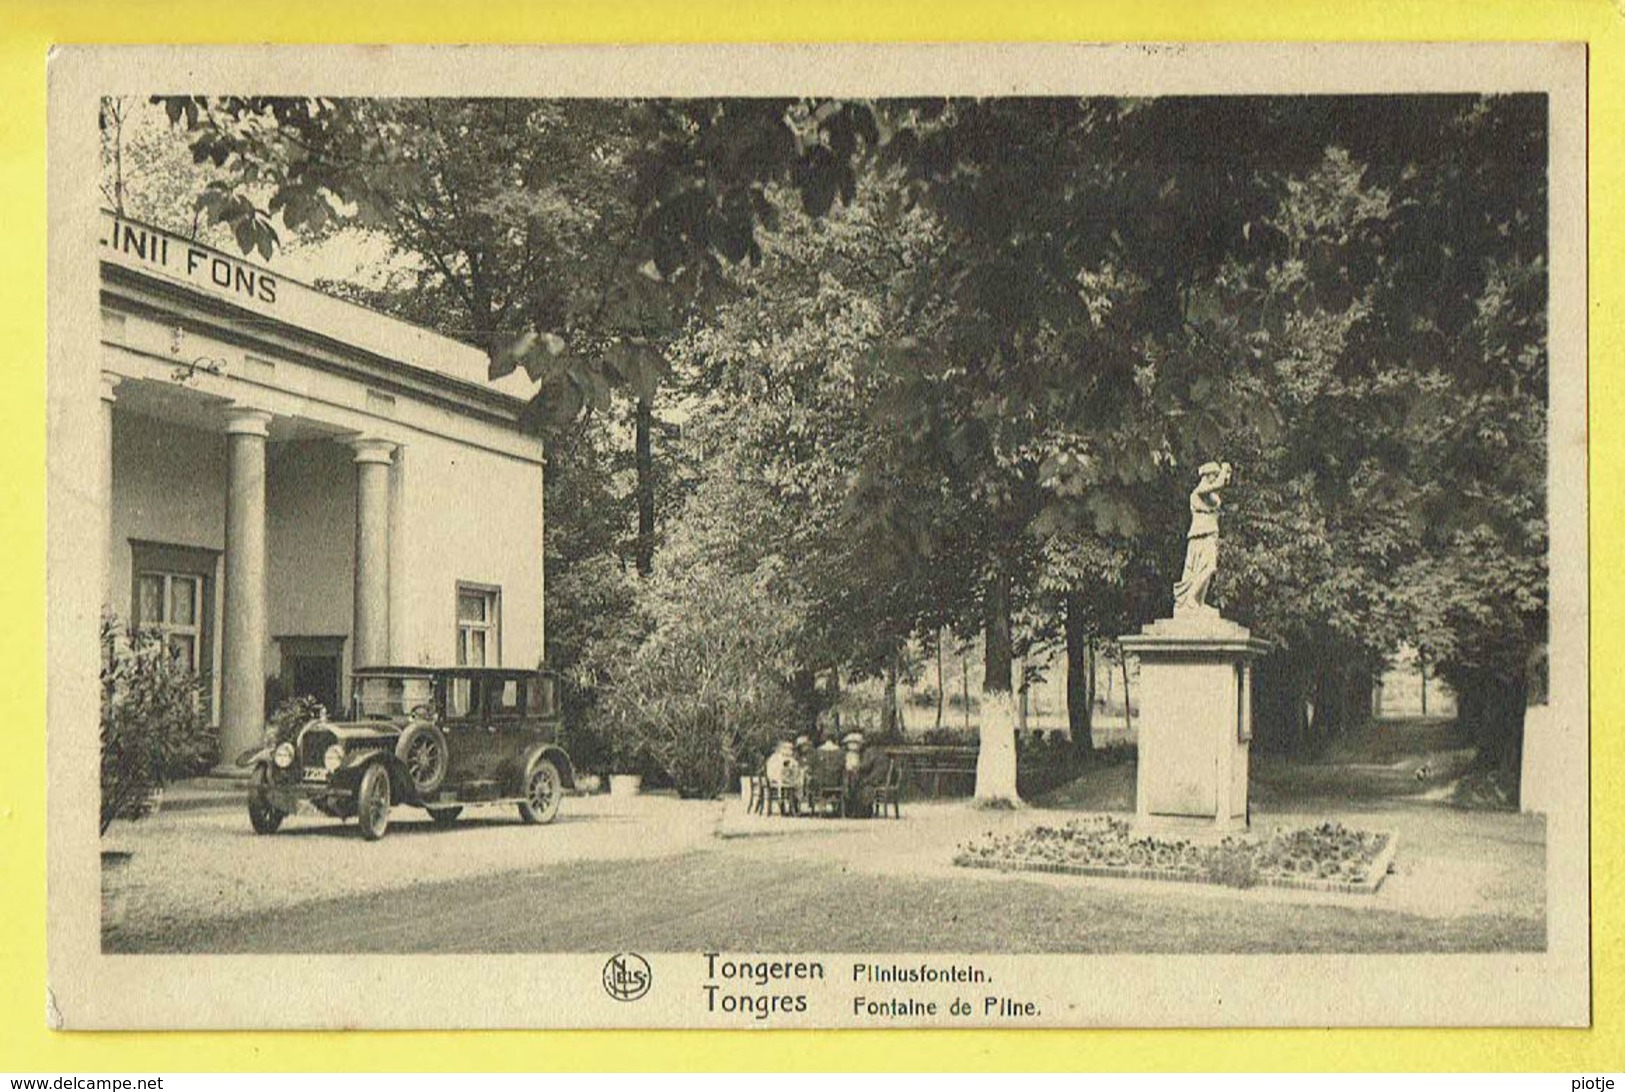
[140, 92, 1551, 801]
[584, 467, 806, 796]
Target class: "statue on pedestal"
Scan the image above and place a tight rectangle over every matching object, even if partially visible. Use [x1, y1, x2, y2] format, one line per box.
[1173, 460, 1231, 614]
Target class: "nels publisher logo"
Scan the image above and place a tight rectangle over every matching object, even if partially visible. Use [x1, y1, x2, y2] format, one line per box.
[602, 952, 652, 1002]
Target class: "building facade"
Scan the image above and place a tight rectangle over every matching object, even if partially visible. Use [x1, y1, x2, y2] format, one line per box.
[98, 211, 546, 764]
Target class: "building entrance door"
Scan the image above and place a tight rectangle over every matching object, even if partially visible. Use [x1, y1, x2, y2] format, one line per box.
[291, 654, 341, 716]
[276, 635, 348, 718]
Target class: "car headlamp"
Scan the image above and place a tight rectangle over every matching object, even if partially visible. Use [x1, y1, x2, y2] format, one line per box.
[323, 744, 344, 773]
[273, 742, 295, 769]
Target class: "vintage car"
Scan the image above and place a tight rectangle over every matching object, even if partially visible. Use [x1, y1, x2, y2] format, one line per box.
[244, 665, 576, 840]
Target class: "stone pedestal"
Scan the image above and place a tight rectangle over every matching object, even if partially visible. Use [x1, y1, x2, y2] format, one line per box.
[1120, 609, 1270, 833]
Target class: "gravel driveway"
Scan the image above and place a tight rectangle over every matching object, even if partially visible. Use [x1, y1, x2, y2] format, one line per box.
[102, 783, 1545, 953]
[102, 790, 725, 948]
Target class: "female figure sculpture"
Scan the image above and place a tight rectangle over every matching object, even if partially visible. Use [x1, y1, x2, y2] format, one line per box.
[1173, 461, 1231, 614]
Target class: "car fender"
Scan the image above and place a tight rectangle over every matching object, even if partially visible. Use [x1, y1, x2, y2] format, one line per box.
[514, 742, 577, 792]
[236, 745, 272, 769]
[336, 750, 420, 805]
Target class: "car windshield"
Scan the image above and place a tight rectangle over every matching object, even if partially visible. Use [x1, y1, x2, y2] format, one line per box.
[353, 675, 433, 719]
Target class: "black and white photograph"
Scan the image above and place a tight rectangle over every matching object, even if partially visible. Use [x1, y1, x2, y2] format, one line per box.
[44, 42, 1590, 1030]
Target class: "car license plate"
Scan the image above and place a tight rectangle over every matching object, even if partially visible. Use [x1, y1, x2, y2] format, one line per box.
[303, 766, 329, 782]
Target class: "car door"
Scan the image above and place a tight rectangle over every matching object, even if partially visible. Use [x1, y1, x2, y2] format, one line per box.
[486, 673, 532, 791]
[440, 672, 493, 787]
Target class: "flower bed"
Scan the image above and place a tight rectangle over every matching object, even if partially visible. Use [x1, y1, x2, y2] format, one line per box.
[954, 817, 1397, 894]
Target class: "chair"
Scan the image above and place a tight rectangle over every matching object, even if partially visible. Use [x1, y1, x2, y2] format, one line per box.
[745, 774, 768, 815]
[766, 765, 803, 816]
[871, 758, 904, 819]
[815, 782, 847, 818]
[806, 748, 848, 817]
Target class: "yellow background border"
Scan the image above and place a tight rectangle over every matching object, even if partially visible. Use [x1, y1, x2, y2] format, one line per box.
[3, 0, 1620, 1072]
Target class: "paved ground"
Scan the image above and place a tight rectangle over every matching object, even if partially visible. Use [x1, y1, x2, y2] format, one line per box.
[103, 774, 1545, 954]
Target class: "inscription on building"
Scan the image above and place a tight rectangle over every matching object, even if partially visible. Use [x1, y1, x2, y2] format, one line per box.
[100, 215, 279, 305]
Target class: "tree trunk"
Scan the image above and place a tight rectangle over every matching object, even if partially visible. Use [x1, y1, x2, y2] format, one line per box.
[828, 665, 842, 736]
[1311, 659, 1374, 741]
[1254, 654, 1311, 754]
[791, 666, 819, 738]
[1120, 649, 1133, 735]
[634, 395, 655, 578]
[1015, 652, 1029, 736]
[961, 644, 971, 733]
[975, 568, 1020, 805]
[1310, 666, 1336, 740]
[1458, 665, 1528, 805]
[881, 652, 900, 739]
[1064, 593, 1095, 757]
[934, 632, 945, 732]
[1086, 640, 1097, 743]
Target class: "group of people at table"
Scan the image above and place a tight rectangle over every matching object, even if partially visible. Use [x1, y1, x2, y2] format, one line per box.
[756, 730, 894, 818]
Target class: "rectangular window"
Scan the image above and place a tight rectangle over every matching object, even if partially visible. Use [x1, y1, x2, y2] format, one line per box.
[135, 571, 204, 671]
[456, 583, 500, 667]
[447, 678, 476, 719]
[130, 540, 219, 720]
[490, 677, 522, 717]
[527, 673, 558, 719]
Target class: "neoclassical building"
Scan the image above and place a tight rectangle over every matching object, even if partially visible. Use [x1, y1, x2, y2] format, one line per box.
[98, 211, 546, 764]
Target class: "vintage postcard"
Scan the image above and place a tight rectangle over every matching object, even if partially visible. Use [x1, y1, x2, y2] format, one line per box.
[45, 41, 1590, 1030]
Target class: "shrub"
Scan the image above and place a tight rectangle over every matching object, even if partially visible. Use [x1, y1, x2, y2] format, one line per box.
[264, 694, 327, 749]
[589, 562, 802, 798]
[917, 727, 979, 747]
[100, 615, 212, 835]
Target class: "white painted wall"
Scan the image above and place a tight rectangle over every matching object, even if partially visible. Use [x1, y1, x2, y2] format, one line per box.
[109, 411, 226, 579]
[266, 439, 356, 673]
[108, 412, 227, 715]
[390, 428, 545, 670]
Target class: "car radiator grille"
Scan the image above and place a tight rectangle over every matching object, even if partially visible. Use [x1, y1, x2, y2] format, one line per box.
[301, 728, 338, 769]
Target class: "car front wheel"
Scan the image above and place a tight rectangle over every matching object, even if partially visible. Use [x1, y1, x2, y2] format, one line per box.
[357, 763, 393, 841]
[395, 722, 448, 797]
[247, 767, 285, 834]
[517, 758, 562, 825]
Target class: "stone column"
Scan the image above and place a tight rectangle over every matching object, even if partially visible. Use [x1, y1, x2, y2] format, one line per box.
[387, 443, 411, 666]
[220, 407, 273, 764]
[100, 374, 120, 605]
[351, 438, 396, 669]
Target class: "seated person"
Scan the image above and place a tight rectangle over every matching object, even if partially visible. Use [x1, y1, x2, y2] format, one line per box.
[843, 732, 887, 818]
[842, 732, 864, 776]
[806, 734, 847, 810]
[764, 740, 804, 813]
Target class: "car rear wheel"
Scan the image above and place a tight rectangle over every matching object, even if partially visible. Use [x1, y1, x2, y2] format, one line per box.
[427, 806, 463, 824]
[357, 763, 392, 841]
[395, 722, 448, 797]
[517, 758, 562, 825]
[247, 767, 285, 834]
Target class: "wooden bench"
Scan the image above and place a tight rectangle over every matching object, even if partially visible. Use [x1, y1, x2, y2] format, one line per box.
[880, 744, 979, 799]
